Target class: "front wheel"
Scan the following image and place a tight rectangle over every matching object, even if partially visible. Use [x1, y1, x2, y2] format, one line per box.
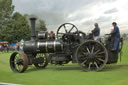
[76, 40, 108, 72]
[10, 51, 28, 73]
[34, 53, 49, 69]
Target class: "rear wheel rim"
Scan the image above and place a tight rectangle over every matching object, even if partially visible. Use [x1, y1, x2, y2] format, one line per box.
[76, 40, 108, 72]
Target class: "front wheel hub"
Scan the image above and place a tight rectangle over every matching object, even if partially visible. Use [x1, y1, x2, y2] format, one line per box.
[16, 59, 23, 65]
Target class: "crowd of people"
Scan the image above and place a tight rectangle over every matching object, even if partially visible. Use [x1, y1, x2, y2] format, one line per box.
[0, 44, 9, 52]
[0, 44, 20, 52]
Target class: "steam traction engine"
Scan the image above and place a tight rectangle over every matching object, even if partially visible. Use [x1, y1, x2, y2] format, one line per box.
[10, 17, 123, 73]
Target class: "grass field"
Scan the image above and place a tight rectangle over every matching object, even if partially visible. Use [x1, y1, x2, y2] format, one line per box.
[0, 41, 128, 85]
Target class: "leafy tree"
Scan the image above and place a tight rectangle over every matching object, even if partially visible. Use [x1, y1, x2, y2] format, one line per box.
[0, 0, 14, 29]
[11, 12, 31, 43]
[0, 12, 31, 43]
[0, 0, 14, 43]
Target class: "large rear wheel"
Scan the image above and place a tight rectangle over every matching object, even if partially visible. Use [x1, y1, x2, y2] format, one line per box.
[76, 40, 108, 72]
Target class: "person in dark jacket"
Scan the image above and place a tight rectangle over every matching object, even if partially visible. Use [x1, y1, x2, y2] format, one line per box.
[91, 23, 100, 40]
[111, 22, 120, 51]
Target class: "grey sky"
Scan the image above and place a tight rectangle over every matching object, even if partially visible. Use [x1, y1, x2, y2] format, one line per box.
[104, 8, 118, 14]
[13, 0, 128, 34]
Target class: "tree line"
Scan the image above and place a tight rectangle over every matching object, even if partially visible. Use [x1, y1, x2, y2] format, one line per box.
[0, 0, 46, 43]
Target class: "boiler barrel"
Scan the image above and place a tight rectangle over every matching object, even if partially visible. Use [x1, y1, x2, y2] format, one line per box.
[23, 41, 63, 53]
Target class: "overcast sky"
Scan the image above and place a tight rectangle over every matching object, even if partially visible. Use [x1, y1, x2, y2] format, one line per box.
[13, 0, 128, 34]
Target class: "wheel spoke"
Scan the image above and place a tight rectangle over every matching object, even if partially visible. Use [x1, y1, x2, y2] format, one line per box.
[88, 62, 91, 70]
[81, 52, 88, 56]
[88, 43, 92, 51]
[86, 47, 91, 53]
[91, 45, 94, 53]
[81, 58, 88, 65]
[19, 65, 22, 71]
[63, 25, 68, 33]
[69, 25, 74, 33]
[17, 65, 20, 71]
[94, 62, 99, 69]
[20, 65, 23, 71]
[94, 49, 100, 54]
[97, 58, 105, 62]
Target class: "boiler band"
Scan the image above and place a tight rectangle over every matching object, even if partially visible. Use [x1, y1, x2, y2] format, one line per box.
[37, 41, 63, 53]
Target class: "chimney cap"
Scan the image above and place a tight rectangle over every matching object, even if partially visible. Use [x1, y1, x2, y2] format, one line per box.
[30, 17, 37, 20]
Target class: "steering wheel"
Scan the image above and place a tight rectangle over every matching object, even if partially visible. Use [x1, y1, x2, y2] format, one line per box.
[57, 23, 79, 43]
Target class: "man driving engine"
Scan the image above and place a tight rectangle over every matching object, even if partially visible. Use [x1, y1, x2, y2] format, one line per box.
[91, 23, 100, 40]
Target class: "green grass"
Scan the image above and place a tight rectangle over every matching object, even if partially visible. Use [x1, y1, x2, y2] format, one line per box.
[0, 41, 128, 85]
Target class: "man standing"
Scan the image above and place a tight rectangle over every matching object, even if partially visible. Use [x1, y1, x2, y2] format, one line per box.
[111, 22, 120, 51]
[91, 23, 100, 40]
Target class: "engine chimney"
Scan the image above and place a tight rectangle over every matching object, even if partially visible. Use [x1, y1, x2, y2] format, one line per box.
[30, 17, 36, 40]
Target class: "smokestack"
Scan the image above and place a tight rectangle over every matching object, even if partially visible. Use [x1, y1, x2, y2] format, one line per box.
[30, 17, 36, 40]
